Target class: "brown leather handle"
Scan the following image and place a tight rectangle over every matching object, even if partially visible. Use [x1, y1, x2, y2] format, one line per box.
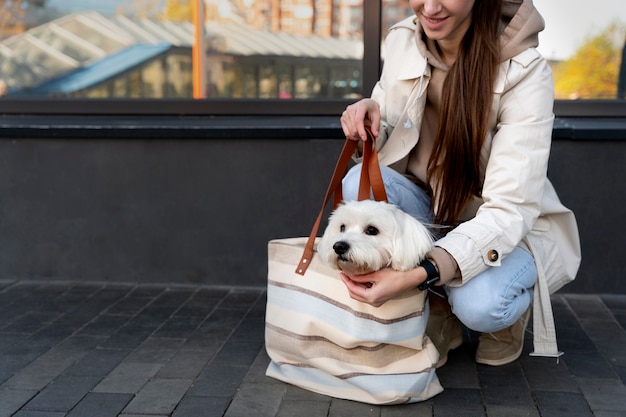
[296, 127, 387, 275]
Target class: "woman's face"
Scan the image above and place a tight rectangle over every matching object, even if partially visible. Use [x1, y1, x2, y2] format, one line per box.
[410, 0, 475, 46]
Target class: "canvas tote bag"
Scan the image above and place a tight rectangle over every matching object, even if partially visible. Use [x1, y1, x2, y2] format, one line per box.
[265, 131, 443, 405]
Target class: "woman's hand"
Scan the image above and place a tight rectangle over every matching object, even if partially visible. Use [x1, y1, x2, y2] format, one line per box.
[341, 98, 381, 142]
[340, 267, 427, 307]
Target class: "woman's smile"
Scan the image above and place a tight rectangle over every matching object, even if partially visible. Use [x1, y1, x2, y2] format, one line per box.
[421, 14, 449, 30]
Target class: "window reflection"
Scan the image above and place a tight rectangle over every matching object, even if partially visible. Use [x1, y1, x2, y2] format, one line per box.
[0, 0, 623, 101]
[0, 0, 368, 99]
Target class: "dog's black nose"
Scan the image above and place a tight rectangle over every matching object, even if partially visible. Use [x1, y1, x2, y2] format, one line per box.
[333, 241, 350, 255]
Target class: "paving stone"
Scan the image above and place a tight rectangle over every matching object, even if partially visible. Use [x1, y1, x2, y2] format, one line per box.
[552, 298, 616, 378]
[27, 324, 77, 352]
[220, 289, 263, 310]
[1, 312, 54, 333]
[0, 347, 55, 387]
[1, 335, 102, 390]
[224, 382, 286, 417]
[77, 314, 130, 336]
[183, 308, 248, 351]
[68, 289, 129, 322]
[132, 307, 178, 329]
[171, 396, 231, 417]
[432, 388, 485, 417]
[22, 375, 100, 412]
[566, 295, 626, 367]
[592, 412, 626, 417]
[478, 363, 534, 407]
[0, 299, 30, 325]
[0, 389, 38, 417]
[243, 349, 278, 385]
[122, 378, 192, 415]
[173, 288, 228, 318]
[576, 377, 626, 413]
[106, 295, 154, 316]
[282, 384, 331, 402]
[65, 392, 133, 417]
[520, 354, 579, 392]
[152, 289, 195, 309]
[276, 399, 331, 417]
[210, 316, 265, 366]
[437, 344, 480, 389]
[93, 362, 162, 394]
[483, 405, 540, 417]
[211, 333, 265, 367]
[12, 411, 66, 417]
[187, 364, 249, 397]
[565, 294, 611, 319]
[577, 318, 626, 367]
[153, 316, 203, 338]
[246, 291, 269, 319]
[64, 348, 130, 377]
[533, 391, 594, 417]
[380, 401, 433, 417]
[20, 323, 75, 351]
[118, 415, 162, 417]
[328, 398, 382, 416]
[123, 337, 186, 364]
[155, 348, 213, 379]
[0, 332, 30, 353]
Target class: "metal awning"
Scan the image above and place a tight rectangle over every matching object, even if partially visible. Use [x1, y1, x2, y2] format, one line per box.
[1, 11, 362, 92]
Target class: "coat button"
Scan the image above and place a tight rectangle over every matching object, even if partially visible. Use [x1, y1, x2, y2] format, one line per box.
[487, 250, 499, 262]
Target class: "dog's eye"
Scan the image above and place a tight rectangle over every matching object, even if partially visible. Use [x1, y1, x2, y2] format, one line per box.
[365, 226, 379, 236]
[340, 224, 345, 232]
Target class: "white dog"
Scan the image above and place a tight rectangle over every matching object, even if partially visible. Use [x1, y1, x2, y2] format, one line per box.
[318, 200, 434, 276]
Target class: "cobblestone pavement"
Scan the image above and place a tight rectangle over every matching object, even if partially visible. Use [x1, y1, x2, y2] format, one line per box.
[0, 279, 625, 417]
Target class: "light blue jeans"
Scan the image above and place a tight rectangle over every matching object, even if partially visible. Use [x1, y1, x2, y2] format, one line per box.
[342, 163, 536, 333]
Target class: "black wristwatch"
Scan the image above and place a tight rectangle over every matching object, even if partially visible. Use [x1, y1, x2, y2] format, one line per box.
[418, 259, 440, 291]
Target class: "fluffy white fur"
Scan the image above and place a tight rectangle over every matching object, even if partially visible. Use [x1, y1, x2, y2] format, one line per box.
[318, 200, 434, 276]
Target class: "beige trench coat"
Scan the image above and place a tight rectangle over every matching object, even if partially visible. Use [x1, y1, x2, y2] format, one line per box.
[369, 18, 582, 357]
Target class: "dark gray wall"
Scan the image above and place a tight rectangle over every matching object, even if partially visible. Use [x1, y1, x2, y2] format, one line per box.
[0, 133, 624, 293]
[0, 137, 344, 286]
[548, 139, 626, 293]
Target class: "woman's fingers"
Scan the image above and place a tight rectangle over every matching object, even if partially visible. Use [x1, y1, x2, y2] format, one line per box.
[340, 99, 380, 141]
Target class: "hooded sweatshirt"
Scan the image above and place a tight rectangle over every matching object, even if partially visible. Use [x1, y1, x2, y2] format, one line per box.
[405, 0, 548, 283]
[407, 0, 546, 187]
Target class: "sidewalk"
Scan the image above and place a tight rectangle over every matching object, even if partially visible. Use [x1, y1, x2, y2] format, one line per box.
[0, 279, 625, 417]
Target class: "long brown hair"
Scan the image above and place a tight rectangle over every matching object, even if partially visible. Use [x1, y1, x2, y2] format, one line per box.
[427, 0, 502, 226]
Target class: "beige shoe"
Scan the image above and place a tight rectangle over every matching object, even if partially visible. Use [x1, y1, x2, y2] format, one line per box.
[426, 310, 463, 368]
[475, 307, 531, 366]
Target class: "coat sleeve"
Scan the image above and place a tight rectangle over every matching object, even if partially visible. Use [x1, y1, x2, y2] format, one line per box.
[370, 19, 424, 150]
[435, 49, 555, 286]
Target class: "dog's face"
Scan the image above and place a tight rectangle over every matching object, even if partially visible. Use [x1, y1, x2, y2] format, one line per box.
[317, 200, 433, 276]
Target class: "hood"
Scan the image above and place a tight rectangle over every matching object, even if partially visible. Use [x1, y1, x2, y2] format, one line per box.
[500, 0, 545, 61]
[403, 0, 545, 65]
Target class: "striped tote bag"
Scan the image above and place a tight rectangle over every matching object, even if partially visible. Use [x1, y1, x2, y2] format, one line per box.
[264, 134, 442, 404]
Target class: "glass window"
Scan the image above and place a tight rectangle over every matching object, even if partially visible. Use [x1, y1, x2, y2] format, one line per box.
[535, 0, 625, 100]
[0, 0, 623, 107]
[0, 0, 366, 100]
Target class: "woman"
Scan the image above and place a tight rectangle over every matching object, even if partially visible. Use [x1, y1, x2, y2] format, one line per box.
[339, 0, 581, 366]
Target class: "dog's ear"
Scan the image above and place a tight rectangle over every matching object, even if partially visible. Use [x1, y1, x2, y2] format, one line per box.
[390, 209, 434, 271]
